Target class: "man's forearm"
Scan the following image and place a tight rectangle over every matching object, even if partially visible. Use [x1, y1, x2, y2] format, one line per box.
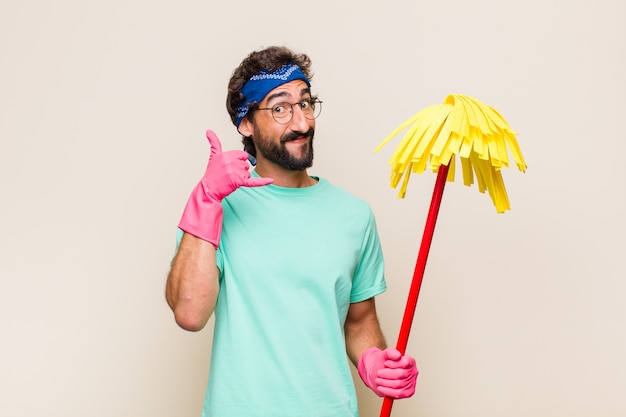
[346, 299, 419, 399]
[344, 298, 387, 366]
[166, 232, 220, 331]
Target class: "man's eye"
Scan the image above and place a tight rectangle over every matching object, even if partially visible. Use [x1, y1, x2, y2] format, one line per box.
[300, 100, 311, 110]
[273, 104, 288, 114]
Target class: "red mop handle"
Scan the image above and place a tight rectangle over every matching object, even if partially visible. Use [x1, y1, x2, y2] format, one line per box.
[380, 164, 449, 417]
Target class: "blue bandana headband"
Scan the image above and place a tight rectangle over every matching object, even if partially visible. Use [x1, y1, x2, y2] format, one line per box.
[235, 63, 310, 127]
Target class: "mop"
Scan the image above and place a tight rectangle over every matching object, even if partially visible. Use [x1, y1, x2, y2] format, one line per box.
[373, 94, 527, 416]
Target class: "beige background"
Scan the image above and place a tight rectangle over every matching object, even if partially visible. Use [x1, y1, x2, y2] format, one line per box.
[1, 0, 625, 416]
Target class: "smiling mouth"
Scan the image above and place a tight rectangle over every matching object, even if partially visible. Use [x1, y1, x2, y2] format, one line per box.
[285, 136, 308, 143]
[282, 129, 314, 144]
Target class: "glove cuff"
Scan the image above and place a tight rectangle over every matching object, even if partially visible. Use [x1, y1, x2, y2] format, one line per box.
[358, 347, 385, 396]
[178, 182, 223, 248]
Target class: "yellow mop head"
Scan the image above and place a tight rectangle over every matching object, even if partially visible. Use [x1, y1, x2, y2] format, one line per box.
[374, 94, 527, 213]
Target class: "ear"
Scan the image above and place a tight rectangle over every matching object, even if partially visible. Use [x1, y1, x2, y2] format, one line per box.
[238, 117, 254, 137]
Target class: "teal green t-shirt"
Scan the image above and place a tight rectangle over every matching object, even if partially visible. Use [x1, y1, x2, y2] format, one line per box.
[178, 174, 386, 417]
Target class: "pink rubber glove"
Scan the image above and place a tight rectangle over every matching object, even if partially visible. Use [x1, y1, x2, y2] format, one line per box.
[358, 347, 418, 399]
[178, 129, 273, 247]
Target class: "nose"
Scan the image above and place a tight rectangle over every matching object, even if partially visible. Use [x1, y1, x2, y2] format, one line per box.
[289, 103, 312, 132]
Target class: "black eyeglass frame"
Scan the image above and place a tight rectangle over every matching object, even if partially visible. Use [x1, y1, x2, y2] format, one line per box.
[255, 98, 323, 125]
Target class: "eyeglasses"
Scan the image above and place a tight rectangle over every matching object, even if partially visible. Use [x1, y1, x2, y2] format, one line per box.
[256, 98, 323, 125]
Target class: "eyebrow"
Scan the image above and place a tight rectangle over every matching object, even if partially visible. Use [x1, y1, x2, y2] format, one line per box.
[265, 87, 311, 104]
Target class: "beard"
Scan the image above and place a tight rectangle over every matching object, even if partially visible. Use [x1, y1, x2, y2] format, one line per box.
[253, 127, 315, 171]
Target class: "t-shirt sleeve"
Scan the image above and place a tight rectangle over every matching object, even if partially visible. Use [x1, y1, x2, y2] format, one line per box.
[174, 228, 184, 253]
[350, 208, 387, 303]
[170, 228, 185, 265]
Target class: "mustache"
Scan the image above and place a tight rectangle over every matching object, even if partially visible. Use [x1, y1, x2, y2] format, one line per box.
[281, 128, 314, 144]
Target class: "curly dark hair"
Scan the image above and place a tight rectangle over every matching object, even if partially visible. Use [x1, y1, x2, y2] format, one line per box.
[226, 46, 314, 157]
